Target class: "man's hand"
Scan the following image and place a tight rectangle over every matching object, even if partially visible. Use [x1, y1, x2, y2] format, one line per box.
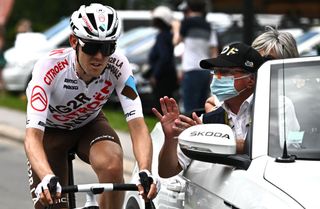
[35, 174, 62, 207]
[152, 96, 181, 139]
[175, 112, 202, 130]
[152, 96, 204, 138]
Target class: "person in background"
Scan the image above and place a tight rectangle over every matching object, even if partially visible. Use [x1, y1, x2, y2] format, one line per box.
[205, 26, 300, 113]
[153, 42, 264, 177]
[204, 26, 300, 147]
[16, 18, 32, 33]
[24, 4, 158, 209]
[251, 26, 299, 59]
[176, 0, 219, 115]
[148, 5, 178, 110]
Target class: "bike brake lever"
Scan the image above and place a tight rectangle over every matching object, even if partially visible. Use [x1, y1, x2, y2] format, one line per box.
[47, 176, 59, 197]
[139, 172, 151, 194]
[139, 172, 156, 209]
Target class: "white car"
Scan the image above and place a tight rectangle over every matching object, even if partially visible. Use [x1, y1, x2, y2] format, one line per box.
[2, 18, 70, 91]
[297, 26, 320, 56]
[123, 56, 320, 209]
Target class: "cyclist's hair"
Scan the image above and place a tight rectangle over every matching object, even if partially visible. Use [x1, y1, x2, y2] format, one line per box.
[70, 3, 121, 42]
[251, 26, 299, 59]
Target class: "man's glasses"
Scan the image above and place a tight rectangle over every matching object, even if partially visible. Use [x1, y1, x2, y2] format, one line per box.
[78, 39, 116, 57]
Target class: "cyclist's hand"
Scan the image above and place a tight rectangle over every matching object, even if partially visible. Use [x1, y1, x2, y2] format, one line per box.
[133, 170, 160, 201]
[35, 174, 62, 206]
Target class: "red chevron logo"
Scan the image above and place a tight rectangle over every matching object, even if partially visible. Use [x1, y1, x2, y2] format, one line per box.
[31, 86, 48, 112]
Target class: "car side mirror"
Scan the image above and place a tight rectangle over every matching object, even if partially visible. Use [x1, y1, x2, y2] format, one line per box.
[178, 124, 251, 170]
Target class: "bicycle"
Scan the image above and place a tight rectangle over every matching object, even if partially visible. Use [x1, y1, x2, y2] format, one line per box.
[45, 151, 156, 209]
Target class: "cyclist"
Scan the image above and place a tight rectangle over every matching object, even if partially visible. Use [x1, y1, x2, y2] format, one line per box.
[24, 3, 158, 209]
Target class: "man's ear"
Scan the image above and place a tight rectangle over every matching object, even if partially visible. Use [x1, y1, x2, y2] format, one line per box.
[247, 74, 256, 89]
[69, 35, 77, 49]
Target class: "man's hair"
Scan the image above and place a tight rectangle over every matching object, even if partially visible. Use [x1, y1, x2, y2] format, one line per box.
[187, 0, 206, 13]
[251, 26, 299, 59]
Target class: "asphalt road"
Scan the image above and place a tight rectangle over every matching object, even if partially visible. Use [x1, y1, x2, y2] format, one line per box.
[0, 135, 134, 209]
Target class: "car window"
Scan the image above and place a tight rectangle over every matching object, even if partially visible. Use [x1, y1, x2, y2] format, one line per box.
[269, 60, 320, 160]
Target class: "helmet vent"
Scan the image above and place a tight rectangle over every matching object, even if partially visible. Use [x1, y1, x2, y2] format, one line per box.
[87, 13, 97, 30]
[84, 26, 94, 36]
[107, 14, 114, 30]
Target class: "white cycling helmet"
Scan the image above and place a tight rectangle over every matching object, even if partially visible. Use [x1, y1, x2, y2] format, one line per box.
[70, 3, 121, 42]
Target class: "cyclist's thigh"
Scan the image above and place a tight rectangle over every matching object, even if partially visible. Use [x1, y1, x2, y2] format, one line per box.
[28, 128, 76, 209]
[76, 111, 121, 163]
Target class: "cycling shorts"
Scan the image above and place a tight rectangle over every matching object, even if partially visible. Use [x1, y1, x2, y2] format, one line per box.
[27, 111, 121, 209]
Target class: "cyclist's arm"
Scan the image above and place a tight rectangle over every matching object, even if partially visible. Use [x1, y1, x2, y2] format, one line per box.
[25, 128, 54, 179]
[127, 118, 152, 171]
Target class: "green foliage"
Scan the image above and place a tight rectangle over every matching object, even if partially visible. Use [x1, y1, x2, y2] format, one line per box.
[0, 92, 27, 111]
[0, 91, 158, 132]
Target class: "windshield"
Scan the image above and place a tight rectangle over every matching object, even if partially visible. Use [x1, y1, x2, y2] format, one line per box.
[269, 60, 320, 160]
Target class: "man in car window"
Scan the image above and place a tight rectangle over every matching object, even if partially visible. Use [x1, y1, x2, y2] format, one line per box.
[206, 26, 299, 111]
[206, 26, 300, 145]
[152, 42, 264, 178]
[24, 4, 158, 209]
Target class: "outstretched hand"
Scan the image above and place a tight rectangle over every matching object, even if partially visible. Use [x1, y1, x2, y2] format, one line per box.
[152, 96, 181, 140]
[152, 97, 203, 139]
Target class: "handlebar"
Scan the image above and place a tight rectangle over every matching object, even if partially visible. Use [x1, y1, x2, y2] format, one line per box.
[62, 183, 138, 194]
[61, 182, 155, 209]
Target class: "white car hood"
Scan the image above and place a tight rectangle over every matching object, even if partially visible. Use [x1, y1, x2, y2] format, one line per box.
[264, 159, 320, 208]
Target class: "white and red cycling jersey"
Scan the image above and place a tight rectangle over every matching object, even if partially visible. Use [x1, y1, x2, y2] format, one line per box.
[26, 47, 143, 131]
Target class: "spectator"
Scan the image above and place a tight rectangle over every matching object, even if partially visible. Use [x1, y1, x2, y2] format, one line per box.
[252, 26, 299, 59]
[205, 26, 300, 146]
[176, 0, 219, 114]
[15, 18, 32, 34]
[152, 42, 264, 178]
[148, 6, 178, 110]
[205, 26, 299, 112]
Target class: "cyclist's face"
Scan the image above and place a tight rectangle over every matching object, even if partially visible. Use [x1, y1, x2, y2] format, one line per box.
[70, 35, 110, 78]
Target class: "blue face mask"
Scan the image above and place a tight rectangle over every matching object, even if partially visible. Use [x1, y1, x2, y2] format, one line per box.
[210, 75, 250, 102]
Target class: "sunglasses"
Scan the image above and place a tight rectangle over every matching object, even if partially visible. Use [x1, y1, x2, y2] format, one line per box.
[78, 39, 116, 57]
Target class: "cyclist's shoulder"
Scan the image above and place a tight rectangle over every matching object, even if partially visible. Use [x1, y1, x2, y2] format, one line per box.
[105, 50, 132, 79]
[108, 50, 129, 67]
[34, 48, 74, 70]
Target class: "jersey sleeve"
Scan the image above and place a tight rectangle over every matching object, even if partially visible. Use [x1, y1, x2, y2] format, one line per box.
[25, 55, 55, 131]
[114, 54, 144, 122]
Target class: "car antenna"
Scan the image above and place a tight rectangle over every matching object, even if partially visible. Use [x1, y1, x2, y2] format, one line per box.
[275, 44, 295, 163]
